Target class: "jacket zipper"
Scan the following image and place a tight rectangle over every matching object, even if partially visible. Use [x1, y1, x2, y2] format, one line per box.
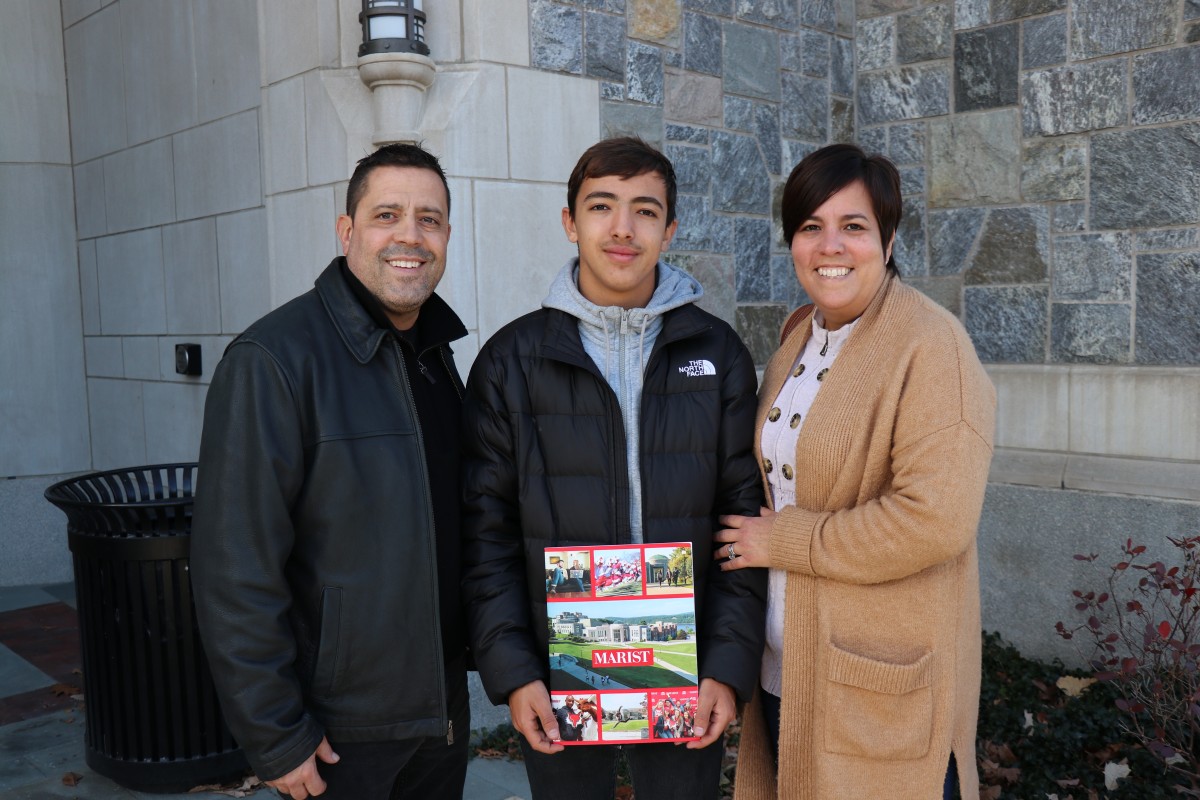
[437, 346, 465, 400]
[635, 317, 713, 544]
[389, 337, 449, 738]
[561, 312, 713, 546]
[615, 312, 630, 544]
[429, 342, 465, 742]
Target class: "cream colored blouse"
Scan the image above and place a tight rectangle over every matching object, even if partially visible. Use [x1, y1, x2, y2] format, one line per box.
[759, 313, 859, 696]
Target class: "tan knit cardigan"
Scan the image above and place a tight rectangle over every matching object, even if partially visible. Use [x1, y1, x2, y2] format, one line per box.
[733, 276, 995, 800]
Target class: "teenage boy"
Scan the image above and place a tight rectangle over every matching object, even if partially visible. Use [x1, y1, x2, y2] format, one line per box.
[461, 137, 766, 799]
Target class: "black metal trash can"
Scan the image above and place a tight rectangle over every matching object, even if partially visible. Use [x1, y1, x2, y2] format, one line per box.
[44, 463, 248, 793]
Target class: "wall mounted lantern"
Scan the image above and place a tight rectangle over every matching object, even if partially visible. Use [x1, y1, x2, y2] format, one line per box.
[358, 0, 429, 57]
[357, 0, 435, 145]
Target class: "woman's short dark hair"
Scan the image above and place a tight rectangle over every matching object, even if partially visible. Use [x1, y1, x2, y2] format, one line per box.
[567, 137, 677, 226]
[780, 144, 903, 275]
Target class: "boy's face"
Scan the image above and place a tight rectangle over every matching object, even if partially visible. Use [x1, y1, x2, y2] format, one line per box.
[562, 171, 678, 309]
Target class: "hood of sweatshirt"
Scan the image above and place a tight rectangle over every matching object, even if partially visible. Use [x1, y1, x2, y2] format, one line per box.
[542, 258, 704, 337]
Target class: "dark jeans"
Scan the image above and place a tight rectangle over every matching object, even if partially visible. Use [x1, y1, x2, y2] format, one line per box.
[519, 735, 725, 800]
[299, 674, 470, 800]
[761, 690, 957, 800]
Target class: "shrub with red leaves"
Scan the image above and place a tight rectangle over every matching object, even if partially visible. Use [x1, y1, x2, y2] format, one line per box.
[1058, 535, 1200, 795]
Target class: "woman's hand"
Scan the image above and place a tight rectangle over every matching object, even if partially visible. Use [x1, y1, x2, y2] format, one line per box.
[714, 507, 776, 570]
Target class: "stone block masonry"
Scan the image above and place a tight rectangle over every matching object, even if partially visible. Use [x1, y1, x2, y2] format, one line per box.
[854, 0, 1200, 371]
[526, 0, 855, 361]
[524, 0, 1200, 376]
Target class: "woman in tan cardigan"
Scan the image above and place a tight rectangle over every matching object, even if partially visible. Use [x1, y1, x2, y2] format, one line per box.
[715, 144, 995, 799]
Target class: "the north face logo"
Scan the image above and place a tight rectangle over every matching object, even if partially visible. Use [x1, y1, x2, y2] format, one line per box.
[678, 359, 717, 377]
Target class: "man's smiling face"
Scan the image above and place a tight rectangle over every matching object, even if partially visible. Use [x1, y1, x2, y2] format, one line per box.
[336, 165, 450, 330]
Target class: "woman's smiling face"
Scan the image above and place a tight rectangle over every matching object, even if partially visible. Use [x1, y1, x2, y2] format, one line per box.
[789, 179, 894, 331]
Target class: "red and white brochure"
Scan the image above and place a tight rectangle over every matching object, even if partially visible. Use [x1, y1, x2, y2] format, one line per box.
[544, 542, 700, 745]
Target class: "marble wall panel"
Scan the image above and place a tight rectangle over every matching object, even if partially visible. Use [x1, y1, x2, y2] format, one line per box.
[268, 187, 339, 309]
[217, 208, 271, 335]
[193, 0, 261, 123]
[0, 164, 89, 475]
[73, 159, 107, 240]
[1070, 367, 1200, 460]
[120, 0, 195, 144]
[121, 335, 161, 380]
[85, 336, 123, 378]
[1135, 251, 1200, 365]
[87, 377, 146, 469]
[162, 219, 222, 335]
[421, 65, 510, 181]
[95, 228, 166, 335]
[986, 365, 1070, 451]
[438, 177, 478, 333]
[0, 0, 70, 163]
[79, 240, 101, 335]
[507, 68, 600, 182]
[142, 380, 207, 463]
[64, 4, 126, 161]
[102, 138, 176, 233]
[264, 77, 308, 194]
[173, 110, 263, 221]
[262, 0, 337, 84]
[473, 181, 577, 342]
[1091, 124, 1200, 230]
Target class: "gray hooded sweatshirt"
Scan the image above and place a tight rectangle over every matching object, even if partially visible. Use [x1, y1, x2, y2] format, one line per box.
[542, 258, 705, 543]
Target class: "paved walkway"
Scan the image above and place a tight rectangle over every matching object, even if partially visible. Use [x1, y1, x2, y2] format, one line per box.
[0, 583, 529, 799]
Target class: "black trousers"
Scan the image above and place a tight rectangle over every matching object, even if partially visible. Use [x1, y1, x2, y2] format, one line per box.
[519, 735, 725, 800]
[299, 674, 470, 800]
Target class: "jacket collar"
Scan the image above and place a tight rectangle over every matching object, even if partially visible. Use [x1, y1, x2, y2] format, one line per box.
[539, 301, 712, 369]
[315, 257, 467, 365]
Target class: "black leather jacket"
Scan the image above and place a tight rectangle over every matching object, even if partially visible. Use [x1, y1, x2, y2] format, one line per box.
[192, 259, 466, 780]
[461, 303, 767, 707]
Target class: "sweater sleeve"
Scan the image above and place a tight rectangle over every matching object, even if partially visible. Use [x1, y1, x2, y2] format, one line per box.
[697, 334, 768, 703]
[768, 329, 996, 586]
[460, 342, 547, 705]
[190, 343, 325, 781]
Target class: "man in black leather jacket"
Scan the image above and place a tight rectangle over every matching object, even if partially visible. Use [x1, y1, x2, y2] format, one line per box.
[192, 144, 469, 800]
[462, 138, 766, 799]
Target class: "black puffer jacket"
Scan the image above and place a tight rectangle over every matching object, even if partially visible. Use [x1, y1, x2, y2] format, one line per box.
[192, 260, 466, 780]
[462, 302, 766, 706]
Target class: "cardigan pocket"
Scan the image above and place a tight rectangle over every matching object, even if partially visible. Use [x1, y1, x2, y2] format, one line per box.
[823, 642, 933, 761]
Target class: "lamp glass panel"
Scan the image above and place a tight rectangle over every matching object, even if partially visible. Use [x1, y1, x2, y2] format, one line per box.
[368, 15, 407, 39]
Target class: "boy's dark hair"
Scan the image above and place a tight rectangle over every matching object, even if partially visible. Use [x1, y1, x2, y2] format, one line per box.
[566, 137, 677, 226]
[345, 143, 451, 219]
[780, 143, 903, 275]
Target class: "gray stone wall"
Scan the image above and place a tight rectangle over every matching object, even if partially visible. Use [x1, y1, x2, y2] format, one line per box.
[0, 0, 85, 587]
[527, 0, 857, 365]
[856, 0, 1200, 367]
[528, 1, 1200, 368]
[980, 483, 1200, 665]
[522, 0, 1200, 663]
[853, 1, 1200, 658]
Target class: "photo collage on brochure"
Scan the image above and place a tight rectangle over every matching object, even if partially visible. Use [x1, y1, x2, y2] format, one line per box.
[544, 542, 700, 745]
